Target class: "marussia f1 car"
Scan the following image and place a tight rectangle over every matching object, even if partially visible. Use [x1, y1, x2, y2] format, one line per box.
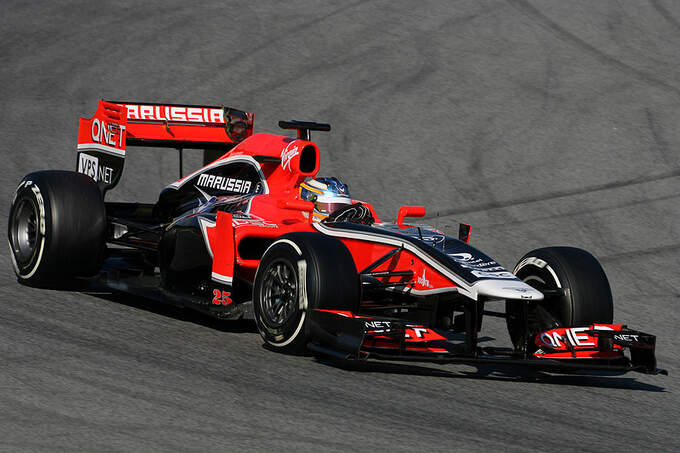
[8, 100, 666, 376]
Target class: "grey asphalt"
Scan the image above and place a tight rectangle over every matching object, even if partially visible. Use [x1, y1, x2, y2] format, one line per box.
[1, 0, 679, 451]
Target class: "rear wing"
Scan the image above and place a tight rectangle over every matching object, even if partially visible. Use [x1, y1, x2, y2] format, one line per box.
[76, 100, 254, 193]
[115, 100, 253, 149]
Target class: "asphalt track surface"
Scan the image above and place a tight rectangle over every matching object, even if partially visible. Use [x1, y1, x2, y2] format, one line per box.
[2, 1, 679, 451]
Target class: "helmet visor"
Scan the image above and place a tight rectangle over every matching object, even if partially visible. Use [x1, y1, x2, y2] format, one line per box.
[315, 199, 351, 214]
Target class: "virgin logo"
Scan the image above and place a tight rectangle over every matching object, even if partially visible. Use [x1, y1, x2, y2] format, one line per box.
[417, 269, 433, 288]
[281, 143, 299, 171]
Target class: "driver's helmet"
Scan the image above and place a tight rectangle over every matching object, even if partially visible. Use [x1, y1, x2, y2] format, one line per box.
[299, 177, 352, 221]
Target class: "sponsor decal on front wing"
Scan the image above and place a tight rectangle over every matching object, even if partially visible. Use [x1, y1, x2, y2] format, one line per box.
[363, 320, 437, 340]
[536, 325, 622, 351]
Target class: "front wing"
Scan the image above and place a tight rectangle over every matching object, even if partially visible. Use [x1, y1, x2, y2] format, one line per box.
[307, 310, 667, 375]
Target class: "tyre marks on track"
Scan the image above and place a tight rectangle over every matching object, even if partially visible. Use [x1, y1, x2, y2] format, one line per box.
[598, 242, 680, 263]
[423, 169, 680, 218]
[506, 0, 680, 97]
[645, 108, 677, 168]
[476, 191, 680, 230]
[649, 0, 680, 34]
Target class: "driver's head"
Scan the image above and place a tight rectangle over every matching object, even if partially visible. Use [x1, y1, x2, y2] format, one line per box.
[300, 177, 351, 221]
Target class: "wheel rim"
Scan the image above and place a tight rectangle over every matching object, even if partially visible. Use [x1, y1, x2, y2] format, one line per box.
[519, 271, 564, 331]
[260, 259, 298, 327]
[10, 198, 40, 268]
[507, 265, 565, 352]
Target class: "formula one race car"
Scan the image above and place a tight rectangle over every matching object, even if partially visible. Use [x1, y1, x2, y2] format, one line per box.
[8, 100, 666, 376]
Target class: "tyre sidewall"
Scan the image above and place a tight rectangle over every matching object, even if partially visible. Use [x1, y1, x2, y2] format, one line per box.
[8, 179, 50, 281]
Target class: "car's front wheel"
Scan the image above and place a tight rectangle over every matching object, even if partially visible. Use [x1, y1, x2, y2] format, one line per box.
[506, 246, 613, 353]
[252, 233, 360, 354]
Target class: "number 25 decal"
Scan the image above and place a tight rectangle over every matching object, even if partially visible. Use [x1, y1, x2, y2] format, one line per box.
[212, 289, 233, 305]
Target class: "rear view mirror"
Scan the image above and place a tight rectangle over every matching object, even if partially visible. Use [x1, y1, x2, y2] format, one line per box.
[459, 223, 471, 243]
[396, 206, 426, 226]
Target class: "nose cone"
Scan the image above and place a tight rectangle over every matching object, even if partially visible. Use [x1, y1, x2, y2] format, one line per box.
[472, 279, 544, 301]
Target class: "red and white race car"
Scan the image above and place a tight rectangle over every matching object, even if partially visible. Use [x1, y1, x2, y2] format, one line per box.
[7, 100, 665, 375]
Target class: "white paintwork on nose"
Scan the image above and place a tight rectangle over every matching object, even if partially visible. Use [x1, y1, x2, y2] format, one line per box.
[472, 279, 544, 301]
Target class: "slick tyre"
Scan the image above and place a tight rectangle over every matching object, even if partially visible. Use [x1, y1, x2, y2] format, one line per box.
[8, 171, 106, 287]
[253, 233, 360, 354]
[506, 246, 613, 352]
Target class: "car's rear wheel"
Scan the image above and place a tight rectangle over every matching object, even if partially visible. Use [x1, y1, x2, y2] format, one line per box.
[8, 170, 106, 287]
[253, 233, 360, 354]
[505, 246, 613, 353]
